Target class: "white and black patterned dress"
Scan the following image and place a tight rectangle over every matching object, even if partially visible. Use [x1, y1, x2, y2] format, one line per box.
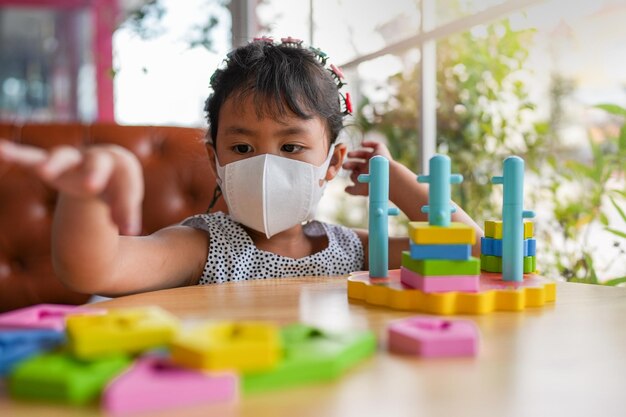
[182, 212, 364, 284]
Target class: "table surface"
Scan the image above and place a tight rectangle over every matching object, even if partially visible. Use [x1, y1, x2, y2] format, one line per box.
[2, 278, 626, 417]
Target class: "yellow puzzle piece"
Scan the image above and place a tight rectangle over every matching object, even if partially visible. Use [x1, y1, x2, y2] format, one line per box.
[171, 321, 281, 372]
[66, 306, 180, 359]
[347, 270, 556, 315]
[408, 222, 476, 245]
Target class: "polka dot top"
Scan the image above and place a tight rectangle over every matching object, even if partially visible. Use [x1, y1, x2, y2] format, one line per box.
[182, 212, 364, 284]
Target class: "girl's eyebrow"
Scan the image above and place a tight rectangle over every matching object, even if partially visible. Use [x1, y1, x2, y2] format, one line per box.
[223, 126, 254, 137]
[276, 126, 308, 137]
[223, 125, 310, 137]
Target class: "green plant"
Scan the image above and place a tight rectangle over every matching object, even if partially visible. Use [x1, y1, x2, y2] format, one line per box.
[542, 104, 626, 285]
[354, 19, 547, 226]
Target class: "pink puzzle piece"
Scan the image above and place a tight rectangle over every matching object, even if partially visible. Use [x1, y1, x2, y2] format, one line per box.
[0, 304, 104, 331]
[400, 267, 479, 293]
[103, 355, 238, 415]
[388, 316, 478, 357]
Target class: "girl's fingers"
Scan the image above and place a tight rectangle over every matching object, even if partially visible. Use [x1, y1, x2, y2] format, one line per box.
[81, 149, 115, 194]
[0, 140, 48, 166]
[37, 146, 83, 180]
[105, 147, 144, 235]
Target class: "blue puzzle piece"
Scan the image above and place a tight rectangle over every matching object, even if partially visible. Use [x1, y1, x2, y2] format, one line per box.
[0, 329, 65, 376]
[480, 237, 536, 257]
[409, 243, 471, 260]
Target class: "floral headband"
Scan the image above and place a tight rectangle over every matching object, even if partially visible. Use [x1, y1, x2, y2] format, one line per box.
[210, 36, 353, 116]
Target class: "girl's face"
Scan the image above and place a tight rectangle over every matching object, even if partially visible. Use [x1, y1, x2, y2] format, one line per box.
[213, 94, 335, 167]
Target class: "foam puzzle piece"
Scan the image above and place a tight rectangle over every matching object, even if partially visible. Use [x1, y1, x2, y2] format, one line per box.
[0, 304, 103, 332]
[408, 222, 476, 245]
[409, 243, 471, 260]
[243, 324, 376, 393]
[171, 321, 281, 372]
[103, 355, 238, 415]
[8, 351, 131, 405]
[388, 316, 479, 357]
[400, 267, 480, 293]
[402, 252, 480, 276]
[0, 329, 65, 376]
[480, 255, 536, 274]
[66, 306, 180, 359]
[480, 237, 536, 257]
[484, 220, 534, 239]
[347, 270, 556, 315]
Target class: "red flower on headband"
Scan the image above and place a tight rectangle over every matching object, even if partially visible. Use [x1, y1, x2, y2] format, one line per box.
[345, 93, 353, 114]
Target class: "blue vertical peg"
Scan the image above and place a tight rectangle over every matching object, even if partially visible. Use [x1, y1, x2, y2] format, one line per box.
[358, 156, 399, 278]
[492, 156, 535, 282]
[417, 155, 463, 226]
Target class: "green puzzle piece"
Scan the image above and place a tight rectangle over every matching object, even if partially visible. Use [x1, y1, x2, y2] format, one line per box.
[402, 252, 480, 276]
[242, 324, 376, 393]
[9, 351, 131, 405]
[480, 254, 536, 273]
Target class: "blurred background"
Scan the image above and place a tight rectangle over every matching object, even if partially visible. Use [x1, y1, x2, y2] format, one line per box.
[1, 0, 625, 285]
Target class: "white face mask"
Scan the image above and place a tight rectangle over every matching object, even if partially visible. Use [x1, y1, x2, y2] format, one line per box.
[216, 145, 336, 238]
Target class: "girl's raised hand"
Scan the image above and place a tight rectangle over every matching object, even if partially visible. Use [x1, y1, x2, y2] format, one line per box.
[342, 140, 393, 196]
[0, 140, 144, 235]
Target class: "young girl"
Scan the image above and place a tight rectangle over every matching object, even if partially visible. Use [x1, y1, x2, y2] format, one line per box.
[0, 38, 482, 296]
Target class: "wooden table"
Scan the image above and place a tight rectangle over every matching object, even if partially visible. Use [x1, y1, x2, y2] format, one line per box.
[2, 278, 626, 417]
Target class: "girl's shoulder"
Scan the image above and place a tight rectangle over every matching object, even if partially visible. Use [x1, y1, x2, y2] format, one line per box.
[181, 211, 242, 236]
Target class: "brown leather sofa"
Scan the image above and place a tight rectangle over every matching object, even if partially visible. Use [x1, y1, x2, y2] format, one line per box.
[0, 123, 226, 312]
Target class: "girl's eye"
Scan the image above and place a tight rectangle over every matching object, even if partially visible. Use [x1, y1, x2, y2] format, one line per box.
[232, 144, 252, 154]
[281, 144, 303, 153]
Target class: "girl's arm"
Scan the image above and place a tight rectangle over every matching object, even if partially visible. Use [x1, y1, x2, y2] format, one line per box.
[343, 141, 483, 267]
[0, 140, 206, 295]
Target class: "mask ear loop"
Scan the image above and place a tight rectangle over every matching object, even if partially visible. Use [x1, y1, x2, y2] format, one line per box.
[206, 185, 223, 213]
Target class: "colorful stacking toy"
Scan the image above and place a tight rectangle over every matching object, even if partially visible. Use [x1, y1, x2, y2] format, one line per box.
[481, 220, 536, 274]
[400, 155, 480, 293]
[482, 156, 536, 281]
[347, 154, 556, 315]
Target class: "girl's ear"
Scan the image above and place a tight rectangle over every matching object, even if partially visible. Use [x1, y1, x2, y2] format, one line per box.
[325, 143, 347, 181]
[206, 144, 218, 178]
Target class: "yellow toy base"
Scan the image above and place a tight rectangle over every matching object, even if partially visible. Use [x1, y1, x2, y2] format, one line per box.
[347, 270, 556, 315]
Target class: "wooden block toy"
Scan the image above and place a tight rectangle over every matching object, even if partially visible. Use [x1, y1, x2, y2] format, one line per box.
[103, 355, 238, 415]
[243, 324, 376, 393]
[480, 255, 536, 273]
[484, 220, 533, 239]
[402, 252, 480, 276]
[0, 329, 65, 376]
[480, 237, 536, 257]
[66, 306, 180, 359]
[171, 321, 281, 372]
[388, 316, 478, 357]
[409, 243, 471, 260]
[408, 222, 476, 245]
[8, 351, 131, 405]
[347, 270, 556, 315]
[400, 267, 480, 293]
[0, 304, 104, 332]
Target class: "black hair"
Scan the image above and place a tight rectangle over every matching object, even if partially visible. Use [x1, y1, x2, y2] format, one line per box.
[204, 41, 345, 147]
